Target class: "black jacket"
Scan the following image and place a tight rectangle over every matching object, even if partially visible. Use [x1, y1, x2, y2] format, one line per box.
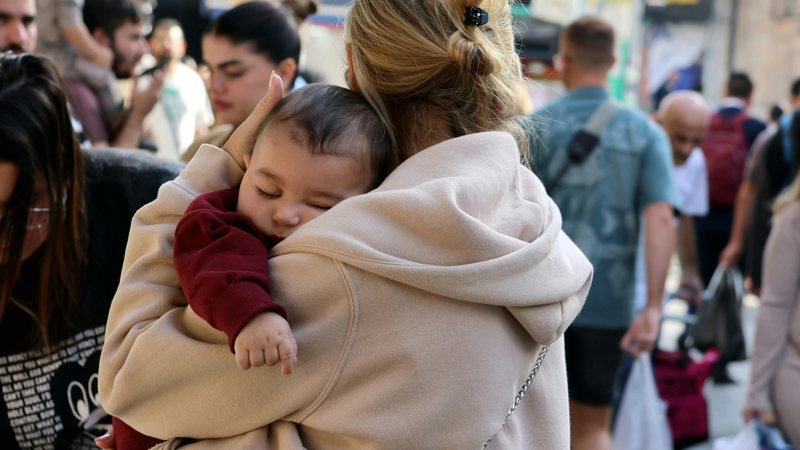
[0, 149, 182, 449]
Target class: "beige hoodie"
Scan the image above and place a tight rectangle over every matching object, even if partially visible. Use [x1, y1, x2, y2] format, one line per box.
[745, 202, 800, 445]
[99, 131, 592, 449]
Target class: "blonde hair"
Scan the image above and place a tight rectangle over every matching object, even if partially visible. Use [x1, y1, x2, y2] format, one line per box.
[346, 0, 528, 162]
[773, 171, 800, 217]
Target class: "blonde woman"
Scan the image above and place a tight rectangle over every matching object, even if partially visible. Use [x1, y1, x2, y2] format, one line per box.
[743, 171, 800, 446]
[98, 1, 592, 448]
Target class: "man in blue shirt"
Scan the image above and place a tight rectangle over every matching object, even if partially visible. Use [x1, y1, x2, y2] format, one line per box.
[529, 16, 677, 450]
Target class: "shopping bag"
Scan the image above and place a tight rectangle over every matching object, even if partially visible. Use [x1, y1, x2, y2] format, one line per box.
[713, 420, 794, 450]
[755, 420, 794, 450]
[611, 355, 672, 450]
[689, 265, 747, 361]
[713, 420, 759, 450]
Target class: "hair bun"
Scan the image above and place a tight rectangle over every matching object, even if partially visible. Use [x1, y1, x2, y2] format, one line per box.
[447, 32, 496, 77]
[281, 0, 318, 23]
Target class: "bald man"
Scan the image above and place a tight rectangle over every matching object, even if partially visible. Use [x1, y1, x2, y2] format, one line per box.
[658, 90, 713, 166]
[648, 90, 711, 304]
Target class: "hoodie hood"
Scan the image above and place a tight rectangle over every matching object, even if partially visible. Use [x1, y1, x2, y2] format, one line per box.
[275, 131, 592, 344]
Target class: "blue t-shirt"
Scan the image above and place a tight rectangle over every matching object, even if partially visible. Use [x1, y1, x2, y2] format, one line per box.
[529, 87, 677, 329]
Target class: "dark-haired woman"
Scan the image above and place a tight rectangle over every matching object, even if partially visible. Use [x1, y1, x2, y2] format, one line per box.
[182, 1, 302, 162]
[0, 53, 180, 449]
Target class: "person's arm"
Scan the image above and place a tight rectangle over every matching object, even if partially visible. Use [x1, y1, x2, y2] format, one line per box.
[110, 73, 164, 149]
[621, 202, 674, 356]
[621, 124, 676, 356]
[60, 23, 113, 68]
[676, 215, 703, 301]
[743, 206, 800, 421]
[175, 190, 286, 351]
[52, 0, 112, 68]
[719, 179, 755, 267]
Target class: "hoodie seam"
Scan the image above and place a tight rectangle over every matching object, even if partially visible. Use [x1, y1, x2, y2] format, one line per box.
[275, 244, 538, 268]
[294, 259, 359, 422]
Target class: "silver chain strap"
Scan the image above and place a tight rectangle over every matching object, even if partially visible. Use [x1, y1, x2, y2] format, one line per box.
[481, 344, 550, 449]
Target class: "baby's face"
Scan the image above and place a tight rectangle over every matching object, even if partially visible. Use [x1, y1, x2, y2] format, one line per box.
[238, 125, 373, 243]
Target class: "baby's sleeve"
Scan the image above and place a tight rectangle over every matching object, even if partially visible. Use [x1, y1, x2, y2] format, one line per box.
[174, 189, 287, 352]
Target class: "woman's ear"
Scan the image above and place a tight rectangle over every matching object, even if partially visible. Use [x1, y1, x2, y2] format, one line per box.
[275, 58, 298, 93]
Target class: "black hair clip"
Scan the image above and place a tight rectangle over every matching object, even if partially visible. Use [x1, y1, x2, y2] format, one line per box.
[464, 6, 489, 26]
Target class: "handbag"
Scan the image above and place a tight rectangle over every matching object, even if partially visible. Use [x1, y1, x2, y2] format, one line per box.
[688, 265, 747, 362]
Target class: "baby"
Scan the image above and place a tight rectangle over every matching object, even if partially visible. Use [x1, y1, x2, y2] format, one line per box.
[174, 83, 392, 376]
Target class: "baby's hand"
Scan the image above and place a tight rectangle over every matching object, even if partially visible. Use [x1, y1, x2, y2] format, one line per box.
[234, 312, 297, 377]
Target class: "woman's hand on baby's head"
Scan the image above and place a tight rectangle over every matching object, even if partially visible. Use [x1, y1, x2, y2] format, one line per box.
[234, 312, 297, 377]
[223, 72, 285, 169]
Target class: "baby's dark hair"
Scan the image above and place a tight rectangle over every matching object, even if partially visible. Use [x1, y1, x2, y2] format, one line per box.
[258, 84, 396, 188]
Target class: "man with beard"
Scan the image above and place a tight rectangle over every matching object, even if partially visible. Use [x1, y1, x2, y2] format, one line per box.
[66, 0, 163, 148]
[0, 0, 36, 54]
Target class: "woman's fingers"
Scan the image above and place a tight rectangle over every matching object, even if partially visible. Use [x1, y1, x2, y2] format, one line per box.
[223, 72, 285, 168]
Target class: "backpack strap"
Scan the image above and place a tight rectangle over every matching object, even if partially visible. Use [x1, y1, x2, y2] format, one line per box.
[780, 114, 794, 169]
[548, 99, 620, 193]
[583, 100, 621, 138]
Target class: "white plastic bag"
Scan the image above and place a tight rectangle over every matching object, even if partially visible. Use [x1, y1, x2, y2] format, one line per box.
[713, 419, 793, 450]
[712, 420, 758, 450]
[611, 355, 672, 450]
